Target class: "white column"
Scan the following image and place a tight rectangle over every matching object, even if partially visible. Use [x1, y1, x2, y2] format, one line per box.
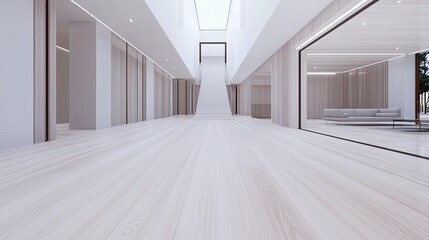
[146, 61, 155, 120]
[95, 23, 112, 129]
[0, 0, 34, 149]
[388, 55, 416, 119]
[69, 22, 111, 130]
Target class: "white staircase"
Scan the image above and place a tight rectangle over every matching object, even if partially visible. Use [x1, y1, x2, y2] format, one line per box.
[195, 57, 233, 120]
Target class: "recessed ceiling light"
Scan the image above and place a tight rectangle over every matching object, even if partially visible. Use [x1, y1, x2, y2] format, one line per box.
[396, 47, 400, 50]
[68, 0, 175, 79]
[129, 18, 133, 23]
[396, 0, 402, 3]
[362, 22, 366, 26]
[165, 59, 169, 62]
[173, 67, 176, 70]
[313, 66, 317, 69]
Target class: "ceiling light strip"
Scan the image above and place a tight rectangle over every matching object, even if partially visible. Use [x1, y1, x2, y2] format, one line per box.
[307, 72, 337, 75]
[69, 0, 175, 78]
[307, 53, 404, 56]
[408, 48, 429, 55]
[56, 45, 70, 53]
[341, 54, 405, 73]
[296, 0, 369, 50]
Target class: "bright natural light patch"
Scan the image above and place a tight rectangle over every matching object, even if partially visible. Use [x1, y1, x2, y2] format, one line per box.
[195, 0, 231, 30]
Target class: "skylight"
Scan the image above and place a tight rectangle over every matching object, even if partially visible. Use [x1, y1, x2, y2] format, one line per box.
[194, 0, 232, 30]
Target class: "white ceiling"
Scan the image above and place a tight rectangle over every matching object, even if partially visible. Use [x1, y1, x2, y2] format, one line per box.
[58, 0, 194, 78]
[230, 0, 334, 83]
[306, 0, 429, 73]
[57, 0, 332, 82]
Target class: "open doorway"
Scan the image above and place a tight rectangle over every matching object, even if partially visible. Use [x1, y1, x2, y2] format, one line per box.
[199, 42, 227, 63]
[55, 1, 94, 139]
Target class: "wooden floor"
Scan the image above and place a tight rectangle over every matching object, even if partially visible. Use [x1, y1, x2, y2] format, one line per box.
[306, 119, 429, 158]
[0, 116, 428, 240]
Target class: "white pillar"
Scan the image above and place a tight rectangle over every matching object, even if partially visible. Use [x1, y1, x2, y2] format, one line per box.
[388, 55, 416, 119]
[0, 0, 34, 149]
[69, 22, 111, 130]
[146, 61, 155, 120]
[95, 23, 112, 129]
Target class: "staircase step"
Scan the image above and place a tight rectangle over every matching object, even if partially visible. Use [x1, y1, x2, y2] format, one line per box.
[195, 57, 233, 120]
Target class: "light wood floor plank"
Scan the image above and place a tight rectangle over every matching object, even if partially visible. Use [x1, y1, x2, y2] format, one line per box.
[0, 116, 428, 240]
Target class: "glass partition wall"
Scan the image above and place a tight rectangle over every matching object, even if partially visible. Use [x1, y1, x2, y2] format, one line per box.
[300, 0, 429, 158]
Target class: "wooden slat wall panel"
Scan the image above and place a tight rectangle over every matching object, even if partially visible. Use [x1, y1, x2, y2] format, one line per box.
[307, 62, 388, 119]
[194, 85, 200, 114]
[142, 57, 147, 121]
[111, 34, 126, 126]
[137, 54, 143, 122]
[186, 80, 193, 115]
[178, 80, 187, 115]
[238, 77, 252, 116]
[307, 74, 343, 119]
[127, 45, 138, 123]
[173, 79, 178, 115]
[47, 0, 56, 141]
[251, 86, 271, 119]
[173, 79, 197, 116]
[34, 0, 47, 143]
[34, 0, 56, 142]
[154, 67, 172, 119]
[154, 66, 162, 119]
[226, 85, 238, 115]
[226, 85, 229, 109]
[162, 73, 168, 118]
[230, 85, 238, 115]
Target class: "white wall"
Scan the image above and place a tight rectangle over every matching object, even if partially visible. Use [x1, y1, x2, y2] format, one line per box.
[227, 0, 280, 78]
[146, 61, 155, 120]
[388, 55, 416, 119]
[200, 31, 227, 42]
[0, 0, 34, 149]
[69, 22, 97, 130]
[146, 0, 200, 77]
[56, 49, 69, 124]
[229, 0, 336, 85]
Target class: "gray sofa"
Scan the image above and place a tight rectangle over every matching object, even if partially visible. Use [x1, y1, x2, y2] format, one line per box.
[323, 108, 401, 122]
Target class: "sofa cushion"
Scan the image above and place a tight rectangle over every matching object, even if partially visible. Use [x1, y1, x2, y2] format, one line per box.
[342, 109, 354, 117]
[323, 109, 348, 118]
[375, 112, 400, 117]
[379, 109, 400, 114]
[353, 109, 377, 117]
